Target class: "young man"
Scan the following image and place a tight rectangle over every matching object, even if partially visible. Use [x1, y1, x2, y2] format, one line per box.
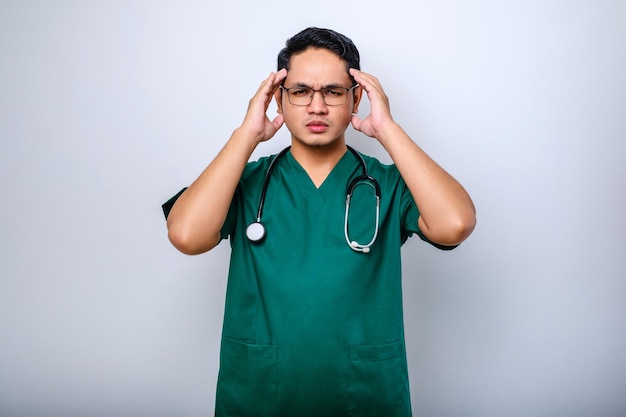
[163, 27, 475, 417]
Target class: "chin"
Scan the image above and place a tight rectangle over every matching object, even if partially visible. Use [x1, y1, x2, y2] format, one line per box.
[295, 138, 340, 150]
[292, 132, 345, 149]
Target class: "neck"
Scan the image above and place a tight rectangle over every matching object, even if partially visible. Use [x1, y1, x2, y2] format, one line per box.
[290, 139, 347, 188]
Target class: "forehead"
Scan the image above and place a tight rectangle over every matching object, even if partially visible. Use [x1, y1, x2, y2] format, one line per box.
[284, 47, 351, 86]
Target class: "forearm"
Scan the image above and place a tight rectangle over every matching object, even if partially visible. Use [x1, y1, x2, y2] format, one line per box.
[166, 70, 287, 255]
[378, 123, 476, 246]
[166, 128, 259, 254]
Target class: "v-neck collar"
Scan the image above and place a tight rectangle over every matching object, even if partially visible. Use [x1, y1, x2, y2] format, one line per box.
[283, 149, 358, 202]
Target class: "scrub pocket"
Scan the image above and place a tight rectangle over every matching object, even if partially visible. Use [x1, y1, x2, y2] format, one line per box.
[215, 337, 277, 417]
[348, 340, 411, 417]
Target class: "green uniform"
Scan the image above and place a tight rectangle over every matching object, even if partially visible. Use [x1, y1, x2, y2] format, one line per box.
[164, 148, 448, 416]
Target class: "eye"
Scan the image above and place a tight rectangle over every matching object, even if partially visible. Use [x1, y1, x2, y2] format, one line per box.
[324, 88, 345, 97]
[291, 88, 312, 96]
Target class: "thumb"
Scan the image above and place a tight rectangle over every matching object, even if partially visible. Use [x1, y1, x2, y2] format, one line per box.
[351, 114, 362, 131]
[271, 114, 284, 131]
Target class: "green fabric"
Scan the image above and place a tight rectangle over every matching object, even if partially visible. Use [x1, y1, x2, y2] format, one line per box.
[214, 149, 423, 416]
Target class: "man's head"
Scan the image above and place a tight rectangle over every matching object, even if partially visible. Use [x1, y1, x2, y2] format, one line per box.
[277, 27, 360, 84]
[275, 28, 363, 149]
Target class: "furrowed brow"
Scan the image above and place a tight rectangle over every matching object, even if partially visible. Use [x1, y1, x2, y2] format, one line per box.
[321, 83, 345, 89]
[290, 82, 346, 89]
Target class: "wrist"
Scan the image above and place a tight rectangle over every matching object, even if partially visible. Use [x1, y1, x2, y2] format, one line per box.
[234, 125, 265, 146]
[374, 120, 403, 147]
[231, 126, 264, 152]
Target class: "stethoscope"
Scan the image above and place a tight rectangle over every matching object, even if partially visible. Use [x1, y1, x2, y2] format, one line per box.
[246, 146, 381, 253]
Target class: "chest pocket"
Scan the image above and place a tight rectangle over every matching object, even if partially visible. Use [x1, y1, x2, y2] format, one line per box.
[349, 340, 412, 417]
[216, 337, 278, 417]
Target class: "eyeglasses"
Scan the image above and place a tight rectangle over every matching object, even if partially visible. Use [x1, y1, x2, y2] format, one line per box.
[280, 84, 359, 106]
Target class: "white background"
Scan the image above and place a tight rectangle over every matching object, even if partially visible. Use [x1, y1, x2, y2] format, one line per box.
[1, 1, 624, 416]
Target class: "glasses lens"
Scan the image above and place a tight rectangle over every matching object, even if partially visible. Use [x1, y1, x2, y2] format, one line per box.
[322, 88, 347, 106]
[285, 87, 352, 106]
[288, 88, 313, 105]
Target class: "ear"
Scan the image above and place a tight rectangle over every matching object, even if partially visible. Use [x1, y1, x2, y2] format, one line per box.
[274, 88, 284, 114]
[351, 85, 363, 114]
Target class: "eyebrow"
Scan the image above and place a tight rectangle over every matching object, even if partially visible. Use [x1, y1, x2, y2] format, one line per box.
[289, 82, 347, 89]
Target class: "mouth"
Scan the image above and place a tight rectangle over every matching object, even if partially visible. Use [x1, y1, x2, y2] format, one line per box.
[306, 120, 329, 133]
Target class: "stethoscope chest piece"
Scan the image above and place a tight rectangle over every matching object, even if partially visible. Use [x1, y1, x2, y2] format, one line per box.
[246, 221, 266, 243]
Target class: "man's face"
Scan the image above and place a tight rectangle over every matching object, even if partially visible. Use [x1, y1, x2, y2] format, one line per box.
[275, 47, 362, 148]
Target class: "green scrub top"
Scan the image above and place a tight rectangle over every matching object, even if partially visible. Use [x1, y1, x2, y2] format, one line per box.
[163, 148, 447, 417]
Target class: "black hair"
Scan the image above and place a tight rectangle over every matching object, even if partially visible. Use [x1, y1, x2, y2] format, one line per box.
[277, 27, 360, 82]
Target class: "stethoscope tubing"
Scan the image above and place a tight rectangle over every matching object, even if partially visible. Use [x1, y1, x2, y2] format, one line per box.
[344, 179, 380, 253]
[246, 145, 381, 253]
[254, 146, 291, 223]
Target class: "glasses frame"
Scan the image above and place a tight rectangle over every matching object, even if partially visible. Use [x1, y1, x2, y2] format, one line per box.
[280, 84, 360, 106]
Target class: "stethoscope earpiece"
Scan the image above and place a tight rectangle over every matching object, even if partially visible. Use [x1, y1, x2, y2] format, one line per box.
[247, 146, 380, 253]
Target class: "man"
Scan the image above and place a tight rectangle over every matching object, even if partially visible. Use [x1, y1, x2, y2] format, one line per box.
[163, 27, 475, 417]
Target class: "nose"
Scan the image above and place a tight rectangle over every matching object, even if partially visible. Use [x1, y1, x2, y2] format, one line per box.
[308, 90, 328, 113]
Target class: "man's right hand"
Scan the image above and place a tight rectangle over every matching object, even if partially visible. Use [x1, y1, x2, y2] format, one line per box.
[240, 68, 288, 143]
[166, 69, 289, 255]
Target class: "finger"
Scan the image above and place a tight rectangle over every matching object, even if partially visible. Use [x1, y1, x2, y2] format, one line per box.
[349, 67, 362, 78]
[258, 70, 284, 94]
[276, 68, 288, 82]
[254, 71, 283, 109]
[257, 72, 275, 93]
[271, 114, 284, 130]
[349, 68, 374, 85]
[269, 68, 288, 91]
[350, 68, 383, 93]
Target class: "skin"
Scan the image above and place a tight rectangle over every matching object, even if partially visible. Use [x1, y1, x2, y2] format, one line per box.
[274, 48, 363, 186]
[166, 47, 476, 255]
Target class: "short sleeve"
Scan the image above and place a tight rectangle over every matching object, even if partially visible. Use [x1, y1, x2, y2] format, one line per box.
[220, 188, 239, 241]
[399, 180, 458, 251]
[161, 186, 236, 243]
[162, 188, 187, 220]
[399, 182, 420, 244]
